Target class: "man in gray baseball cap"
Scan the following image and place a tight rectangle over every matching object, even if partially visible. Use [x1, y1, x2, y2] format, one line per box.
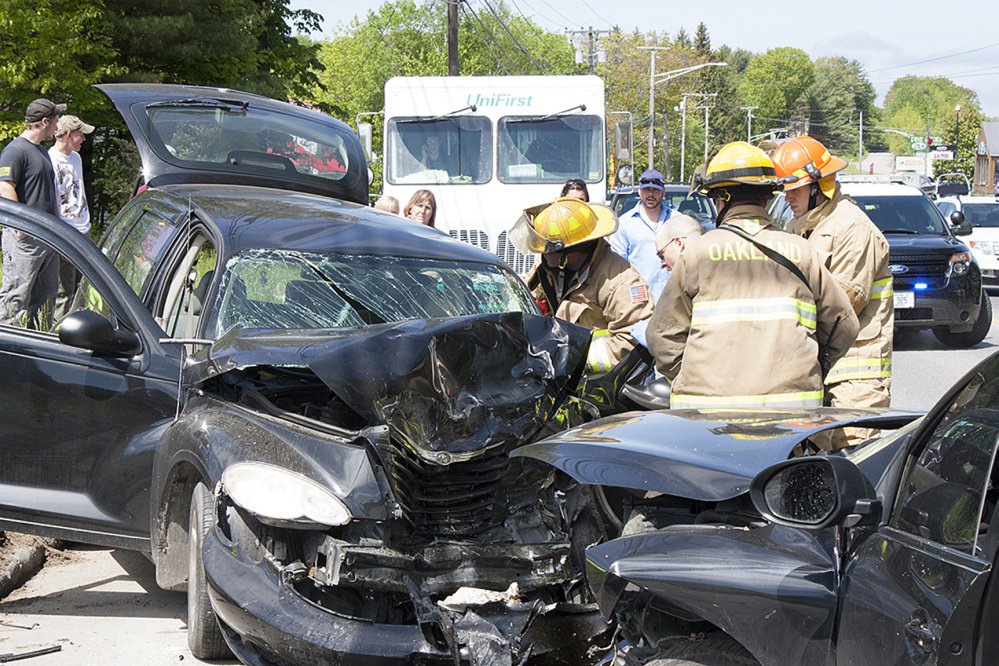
[0, 97, 68, 328]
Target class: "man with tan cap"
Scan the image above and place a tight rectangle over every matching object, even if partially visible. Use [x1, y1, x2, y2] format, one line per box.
[0, 97, 67, 328]
[49, 115, 96, 319]
[511, 197, 653, 374]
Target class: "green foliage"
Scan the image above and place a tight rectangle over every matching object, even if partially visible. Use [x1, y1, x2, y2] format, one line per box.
[738, 47, 815, 133]
[805, 57, 876, 156]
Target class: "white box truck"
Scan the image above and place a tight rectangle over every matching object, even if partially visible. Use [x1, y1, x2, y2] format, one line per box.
[382, 75, 606, 273]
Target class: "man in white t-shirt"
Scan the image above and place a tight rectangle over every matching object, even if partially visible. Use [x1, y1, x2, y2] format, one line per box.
[49, 114, 95, 320]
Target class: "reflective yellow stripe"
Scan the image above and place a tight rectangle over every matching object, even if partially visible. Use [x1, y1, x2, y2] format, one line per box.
[586, 329, 614, 374]
[691, 297, 817, 329]
[826, 356, 892, 382]
[670, 390, 824, 409]
[870, 277, 893, 299]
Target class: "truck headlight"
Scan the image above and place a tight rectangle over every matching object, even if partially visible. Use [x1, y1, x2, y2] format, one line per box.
[950, 252, 972, 275]
[222, 462, 351, 529]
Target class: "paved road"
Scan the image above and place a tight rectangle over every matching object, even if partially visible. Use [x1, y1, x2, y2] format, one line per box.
[2, 297, 998, 663]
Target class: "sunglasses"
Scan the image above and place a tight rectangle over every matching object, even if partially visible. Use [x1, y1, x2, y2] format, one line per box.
[656, 236, 685, 259]
[640, 178, 665, 186]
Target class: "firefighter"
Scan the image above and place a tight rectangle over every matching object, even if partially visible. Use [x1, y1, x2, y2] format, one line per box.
[773, 136, 893, 446]
[645, 141, 859, 409]
[511, 197, 653, 374]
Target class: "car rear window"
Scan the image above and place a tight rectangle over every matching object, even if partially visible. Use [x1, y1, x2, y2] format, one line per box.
[211, 250, 537, 336]
[964, 203, 999, 228]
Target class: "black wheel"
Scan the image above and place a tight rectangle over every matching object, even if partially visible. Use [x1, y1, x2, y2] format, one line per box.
[646, 635, 759, 666]
[934, 292, 993, 348]
[188, 482, 232, 660]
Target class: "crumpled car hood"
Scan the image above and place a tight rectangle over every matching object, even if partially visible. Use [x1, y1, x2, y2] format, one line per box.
[513, 408, 922, 501]
[187, 312, 591, 457]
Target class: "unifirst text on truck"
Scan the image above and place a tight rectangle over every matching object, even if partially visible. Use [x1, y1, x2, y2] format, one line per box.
[382, 75, 606, 273]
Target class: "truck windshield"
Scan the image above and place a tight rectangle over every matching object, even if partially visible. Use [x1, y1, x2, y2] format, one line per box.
[498, 115, 603, 184]
[385, 116, 492, 185]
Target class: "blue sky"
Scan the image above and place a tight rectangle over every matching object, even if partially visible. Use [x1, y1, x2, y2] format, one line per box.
[290, 0, 999, 119]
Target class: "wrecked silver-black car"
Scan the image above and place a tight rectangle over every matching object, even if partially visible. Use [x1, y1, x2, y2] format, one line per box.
[0, 84, 618, 664]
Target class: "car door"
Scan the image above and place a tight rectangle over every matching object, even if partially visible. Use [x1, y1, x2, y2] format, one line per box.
[836, 357, 999, 665]
[0, 200, 180, 551]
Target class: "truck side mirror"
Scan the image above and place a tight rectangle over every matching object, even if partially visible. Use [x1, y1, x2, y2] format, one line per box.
[357, 122, 373, 161]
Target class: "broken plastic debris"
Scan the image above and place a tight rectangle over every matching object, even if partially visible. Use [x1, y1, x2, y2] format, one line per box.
[439, 582, 521, 610]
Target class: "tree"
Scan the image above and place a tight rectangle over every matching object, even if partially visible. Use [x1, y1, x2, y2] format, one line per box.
[737, 47, 815, 137]
[805, 57, 876, 156]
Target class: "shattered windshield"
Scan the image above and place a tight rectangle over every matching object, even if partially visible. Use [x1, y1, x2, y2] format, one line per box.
[211, 250, 536, 337]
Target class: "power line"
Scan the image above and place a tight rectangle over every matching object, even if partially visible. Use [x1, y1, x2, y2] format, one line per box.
[459, 1, 514, 74]
[513, 0, 566, 31]
[479, 0, 544, 73]
[578, 0, 613, 29]
[867, 41, 999, 73]
[535, 0, 576, 26]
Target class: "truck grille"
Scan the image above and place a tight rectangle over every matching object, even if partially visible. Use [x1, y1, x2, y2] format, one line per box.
[385, 438, 518, 537]
[891, 254, 950, 289]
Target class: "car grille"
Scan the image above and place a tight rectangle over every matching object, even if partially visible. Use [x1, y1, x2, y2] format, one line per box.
[448, 229, 491, 252]
[891, 254, 950, 289]
[497, 231, 538, 275]
[385, 438, 518, 537]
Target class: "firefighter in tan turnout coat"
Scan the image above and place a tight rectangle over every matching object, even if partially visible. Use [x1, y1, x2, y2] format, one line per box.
[646, 141, 859, 409]
[511, 197, 654, 374]
[774, 136, 893, 446]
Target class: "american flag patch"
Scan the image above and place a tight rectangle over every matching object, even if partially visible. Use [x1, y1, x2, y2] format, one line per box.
[630, 284, 649, 303]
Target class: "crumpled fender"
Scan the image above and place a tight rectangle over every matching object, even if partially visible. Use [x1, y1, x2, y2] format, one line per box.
[512, 408, 920, 500]
[586, 524, 840, 666]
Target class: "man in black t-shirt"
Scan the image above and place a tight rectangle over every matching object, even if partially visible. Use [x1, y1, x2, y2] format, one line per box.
[0, 98, 66, 328]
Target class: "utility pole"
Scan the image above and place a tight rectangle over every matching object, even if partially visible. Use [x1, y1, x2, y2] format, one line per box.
[680, 96, 688, 181]
[447, 0, 459, 75]
[638, 46, 669, 171]
[697, 94, 717, 160]
[740, 106, 758, 142]
[567, 26, 610, 74]
[858, 110, 864, 171]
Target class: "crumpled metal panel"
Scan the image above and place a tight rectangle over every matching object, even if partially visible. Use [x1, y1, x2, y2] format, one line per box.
[586, 524, 840, 666]
[189, 312, 590, 459]
[514, 408, 921, 500]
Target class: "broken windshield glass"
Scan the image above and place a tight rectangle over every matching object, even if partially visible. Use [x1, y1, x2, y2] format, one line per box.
[210, 249, 536, 336]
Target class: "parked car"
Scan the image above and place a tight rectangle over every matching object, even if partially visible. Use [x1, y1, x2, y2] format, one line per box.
[0, 84, 618, 664]
[608, 184, 716, 230]
[771, 181, 991, 347]
[519, 349, 999, 665]
[937, 193, 999, 288]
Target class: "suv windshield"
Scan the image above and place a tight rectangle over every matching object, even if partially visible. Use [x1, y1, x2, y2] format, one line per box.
[498, 115, 602, 183]
[212, 250, 536, 337]
[852, 195, 950, 235]
[385, 116, 492, 185]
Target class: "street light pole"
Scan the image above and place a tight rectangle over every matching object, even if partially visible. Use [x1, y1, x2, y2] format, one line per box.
[740, 106, 758, 142]
[955, 104, 962, 162]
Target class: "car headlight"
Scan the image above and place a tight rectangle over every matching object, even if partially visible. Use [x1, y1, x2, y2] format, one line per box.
[950, 252, 972, 275]
[222, 462, 352, 529]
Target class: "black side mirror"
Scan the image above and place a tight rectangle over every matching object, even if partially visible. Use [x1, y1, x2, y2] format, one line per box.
[954, 220, 974, 236]
[750, 457, 881, 530]
[59, 309, 141, 356]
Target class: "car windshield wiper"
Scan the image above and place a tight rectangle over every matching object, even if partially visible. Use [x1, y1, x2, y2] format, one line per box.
[398, 104, 478, 123]
[879, 228, 920, 234]
[507, 104, 588, 123]
[147, 97, 249, 112]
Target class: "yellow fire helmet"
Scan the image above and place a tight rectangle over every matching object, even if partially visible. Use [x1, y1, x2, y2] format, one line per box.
[509, 197, 618, 255]
[695, 141, 782, 195]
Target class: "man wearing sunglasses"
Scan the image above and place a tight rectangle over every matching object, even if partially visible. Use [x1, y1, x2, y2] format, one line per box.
[609, 169, 673, 300]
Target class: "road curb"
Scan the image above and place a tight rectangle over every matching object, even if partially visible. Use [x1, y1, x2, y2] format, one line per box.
[0, 538, 49, 600]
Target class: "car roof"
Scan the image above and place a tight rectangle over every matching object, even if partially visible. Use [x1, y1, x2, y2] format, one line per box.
[612, 183, 691, 194]
[145, 184, 505, 264]
[939, 195, 999, 204]
[840, 182, 926, 197]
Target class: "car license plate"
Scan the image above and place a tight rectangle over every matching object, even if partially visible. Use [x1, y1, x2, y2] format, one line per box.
[895, 291, 914, 309]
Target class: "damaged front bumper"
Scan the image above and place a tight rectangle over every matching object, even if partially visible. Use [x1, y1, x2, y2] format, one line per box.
[203, 524, 610, 665]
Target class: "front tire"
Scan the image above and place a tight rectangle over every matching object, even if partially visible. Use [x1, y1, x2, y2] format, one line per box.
[934, 292, 992, 348]
[188, 482, 232, 660]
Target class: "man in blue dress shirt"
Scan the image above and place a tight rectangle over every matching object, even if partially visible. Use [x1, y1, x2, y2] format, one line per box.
[609, 168, 672, 299]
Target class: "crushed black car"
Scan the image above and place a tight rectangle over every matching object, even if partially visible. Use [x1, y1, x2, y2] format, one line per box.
[0, 84, 621, 664]
[520, 353, 999, 665]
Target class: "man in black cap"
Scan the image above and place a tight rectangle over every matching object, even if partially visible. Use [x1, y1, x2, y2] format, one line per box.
[0, 97, 67, 328]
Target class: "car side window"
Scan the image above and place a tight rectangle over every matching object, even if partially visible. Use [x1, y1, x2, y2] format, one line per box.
[111, 211, 178, 299]
[892, 366, 999, 555]
[937, 202, 957, 218]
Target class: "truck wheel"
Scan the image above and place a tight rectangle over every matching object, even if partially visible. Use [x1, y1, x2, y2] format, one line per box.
[188, 482, 232, 660]
[934, 293, 992, 348]
[647, 635, 759, 666]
